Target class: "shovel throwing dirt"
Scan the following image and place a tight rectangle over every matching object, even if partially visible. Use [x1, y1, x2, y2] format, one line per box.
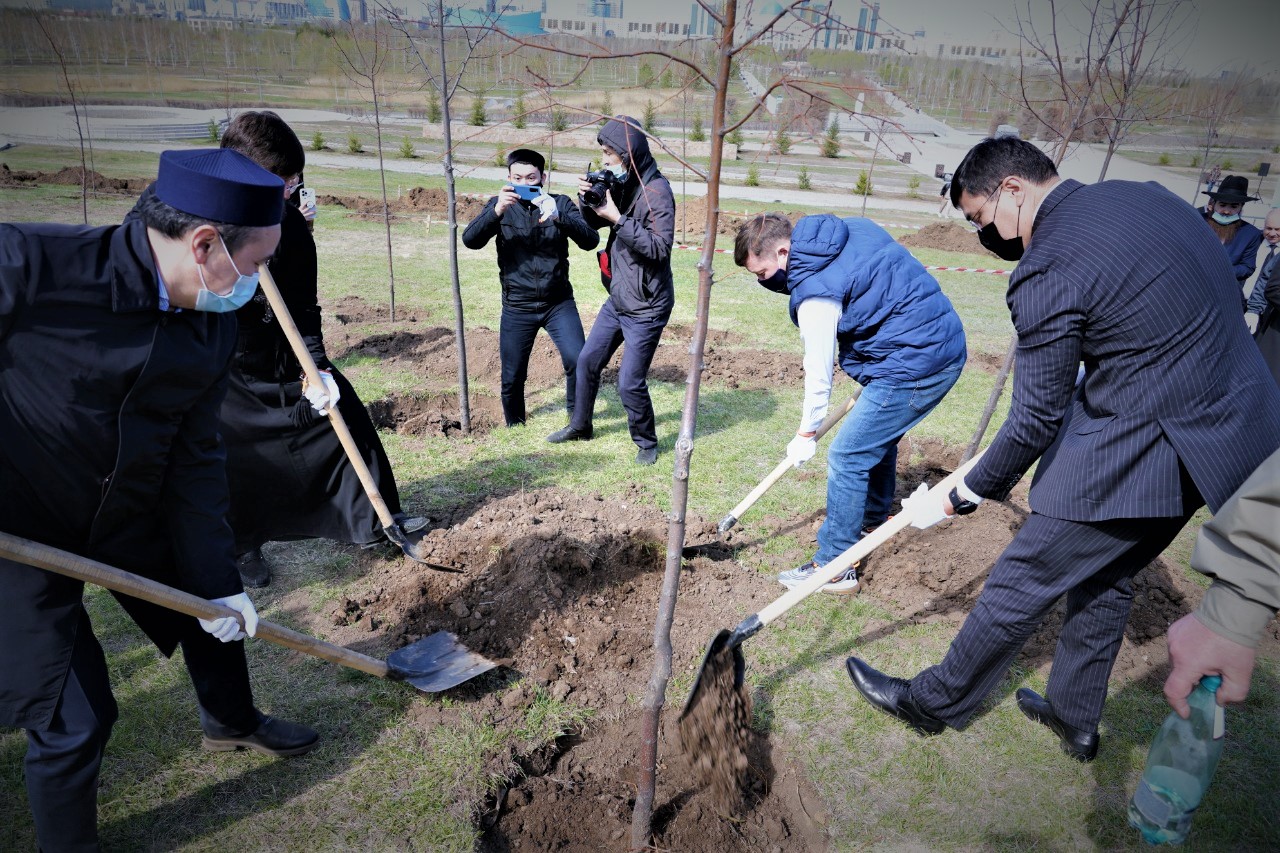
[684, 449, 987, 717]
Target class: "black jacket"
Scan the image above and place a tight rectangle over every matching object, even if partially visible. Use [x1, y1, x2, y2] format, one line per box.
[462, 193, 598, 311]
[583, 116, 676, 320]
[0, 218, 241, 729]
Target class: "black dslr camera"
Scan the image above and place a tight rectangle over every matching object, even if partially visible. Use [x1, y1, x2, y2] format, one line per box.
[581, 168, 622, 208]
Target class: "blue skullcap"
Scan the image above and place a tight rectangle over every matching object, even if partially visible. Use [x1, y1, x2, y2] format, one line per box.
[155, 148, 284, 227]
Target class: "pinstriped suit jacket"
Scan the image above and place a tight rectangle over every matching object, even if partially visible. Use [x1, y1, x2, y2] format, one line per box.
[967, 179, 1280, 521]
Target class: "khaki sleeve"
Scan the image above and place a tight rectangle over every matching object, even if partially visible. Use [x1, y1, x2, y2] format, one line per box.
[1191, 447, 1280, 648]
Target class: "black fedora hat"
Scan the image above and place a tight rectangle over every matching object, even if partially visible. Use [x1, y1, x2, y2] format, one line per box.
[1204, 174, 1260, 204]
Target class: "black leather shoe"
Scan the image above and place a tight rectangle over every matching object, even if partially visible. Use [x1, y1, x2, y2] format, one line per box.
[635, 447, 657, 466]
[236, 549, 271, 588]
[1016, 688, 1099, 763]
[546, 425, 593, 443]
[203, 715, 320, 757]
[846, 657, 945, 736]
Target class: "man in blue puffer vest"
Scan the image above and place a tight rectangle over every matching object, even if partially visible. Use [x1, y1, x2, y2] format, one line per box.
[734, 213, 967, 593]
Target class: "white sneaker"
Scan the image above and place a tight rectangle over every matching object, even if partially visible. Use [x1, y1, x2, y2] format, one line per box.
[778, 560, 819, 588]
[820, 568, 860, 595]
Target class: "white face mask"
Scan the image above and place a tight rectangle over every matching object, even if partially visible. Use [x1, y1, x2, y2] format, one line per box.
[1211, 211, 1241, 225]
[195, 232, 259, 313]
[606, 163, 627, 181]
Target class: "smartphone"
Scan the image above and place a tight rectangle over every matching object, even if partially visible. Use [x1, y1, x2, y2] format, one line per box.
[299, 187, 316, 208]
[512, 185, 543, 201]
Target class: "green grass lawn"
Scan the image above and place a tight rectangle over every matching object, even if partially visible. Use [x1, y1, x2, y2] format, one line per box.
[2, 155, 1277, 851]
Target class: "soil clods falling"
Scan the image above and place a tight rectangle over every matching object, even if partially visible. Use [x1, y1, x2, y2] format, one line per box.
[679, 646, 753, 815]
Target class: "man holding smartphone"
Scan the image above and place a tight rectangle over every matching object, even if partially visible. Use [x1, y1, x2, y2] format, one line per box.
[463, 148, 599, 427]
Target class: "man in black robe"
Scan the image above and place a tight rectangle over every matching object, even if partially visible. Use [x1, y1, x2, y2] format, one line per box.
[1, 148, 319, 852]
[208, 111, 424, 587]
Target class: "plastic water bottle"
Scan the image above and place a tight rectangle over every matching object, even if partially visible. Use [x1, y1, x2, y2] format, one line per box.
[1127, 675, 1225, 845]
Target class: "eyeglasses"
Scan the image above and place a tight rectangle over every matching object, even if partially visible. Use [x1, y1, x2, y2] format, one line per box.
[283, 176, 303, 195]
[965, 182, 1005, 232]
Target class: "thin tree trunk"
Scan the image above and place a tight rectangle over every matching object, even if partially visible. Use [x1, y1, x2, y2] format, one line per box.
[629, 11, 736, 849]
[437, 1, 472, 433]
[860, 120, 880, 217]
[372, 74, 396, 320]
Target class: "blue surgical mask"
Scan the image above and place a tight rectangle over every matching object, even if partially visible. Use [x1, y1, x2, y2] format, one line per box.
[606, 163, 627, 180]
[195, 233, 259, 313]
[1211, 212, 1241, 225]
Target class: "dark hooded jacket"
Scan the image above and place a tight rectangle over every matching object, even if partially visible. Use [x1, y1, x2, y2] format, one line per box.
[582, 116, 676, 320]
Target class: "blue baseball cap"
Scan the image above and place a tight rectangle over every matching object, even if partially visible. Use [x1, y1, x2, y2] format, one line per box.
[155, 148, 285, 227]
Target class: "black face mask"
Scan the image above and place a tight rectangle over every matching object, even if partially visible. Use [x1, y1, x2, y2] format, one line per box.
[974, 186, 1025, 262]
[757, 267, 789, 294]
[977, 220, 1024, 261]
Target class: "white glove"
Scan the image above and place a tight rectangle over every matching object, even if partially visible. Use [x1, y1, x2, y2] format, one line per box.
[1245, 312, 1259, 334]
[302, 369, 341, 415]
[534, 193, 558, 223]
[786, 434, 817, 468]
[902, 482, 952, 529]
[199, 593, 259, 643]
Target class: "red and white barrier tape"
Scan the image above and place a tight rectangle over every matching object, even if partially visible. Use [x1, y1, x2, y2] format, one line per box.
[673, 243, 1011, 277]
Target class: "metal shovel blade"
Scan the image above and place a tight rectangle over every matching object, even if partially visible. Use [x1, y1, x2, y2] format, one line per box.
[386, 630, 497, 692]
[679, 627, 747, 720]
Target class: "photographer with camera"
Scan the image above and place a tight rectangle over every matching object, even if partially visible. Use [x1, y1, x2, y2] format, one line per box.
[463, 148, 599, 427]
[545, 116, 675, 466]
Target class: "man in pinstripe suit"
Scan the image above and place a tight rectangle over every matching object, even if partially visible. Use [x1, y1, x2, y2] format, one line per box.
[846, 137, 1280, 762]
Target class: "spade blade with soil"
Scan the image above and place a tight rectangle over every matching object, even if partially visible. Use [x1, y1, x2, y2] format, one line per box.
[0, 532, 496, 693]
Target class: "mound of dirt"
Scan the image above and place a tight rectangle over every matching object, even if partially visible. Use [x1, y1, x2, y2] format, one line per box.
[899, 221, 998, 257]
[366, 391, 504, 437]
[318, 188, 489, 221]
[0, 164, 148, 193]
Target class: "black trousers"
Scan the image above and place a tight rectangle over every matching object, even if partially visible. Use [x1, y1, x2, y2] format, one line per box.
[499, 300, 585, 426]
[910, 509, 1195, 732]
[23, 610, 257, 851]
[568, 298, 669, 450]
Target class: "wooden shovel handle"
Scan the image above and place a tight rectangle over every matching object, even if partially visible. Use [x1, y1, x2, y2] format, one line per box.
[724, 390, 861, 522]
[754, 448, 988, 628]
[255, 264, 398, 531]
[0, 531, 390, 679]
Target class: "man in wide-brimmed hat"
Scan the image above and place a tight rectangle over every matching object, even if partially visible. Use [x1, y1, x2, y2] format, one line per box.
[1202, 174, 1264, 290]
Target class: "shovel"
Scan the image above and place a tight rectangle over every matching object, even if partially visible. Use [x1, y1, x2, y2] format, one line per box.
[717, 390, 860, 534]
[682, 449, 987, 717]
[255, 264, 432, 565]
[0, 532, 496, 693]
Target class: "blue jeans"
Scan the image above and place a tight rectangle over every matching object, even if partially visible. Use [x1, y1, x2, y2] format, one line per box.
[814, 363, 963, 565]
[499, 300, 585, 426]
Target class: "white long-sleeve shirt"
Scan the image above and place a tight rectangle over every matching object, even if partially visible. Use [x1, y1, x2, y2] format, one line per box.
[796, 296, 842, 434]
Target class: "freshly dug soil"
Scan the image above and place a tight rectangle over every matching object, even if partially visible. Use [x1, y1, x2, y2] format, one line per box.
[899, 221, 999, 257]
[0, 163, 149, 193]
[679, 644, 752, 815]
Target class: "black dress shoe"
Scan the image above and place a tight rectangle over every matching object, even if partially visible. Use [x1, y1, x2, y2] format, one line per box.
[845, 657, 945, 736]
[546, 425, 593, 443]
[635, 447, 657, 466]
[1016, 688, 1099, 763]
[236, 548, 271, 588]
[202, 715, 320, 757]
